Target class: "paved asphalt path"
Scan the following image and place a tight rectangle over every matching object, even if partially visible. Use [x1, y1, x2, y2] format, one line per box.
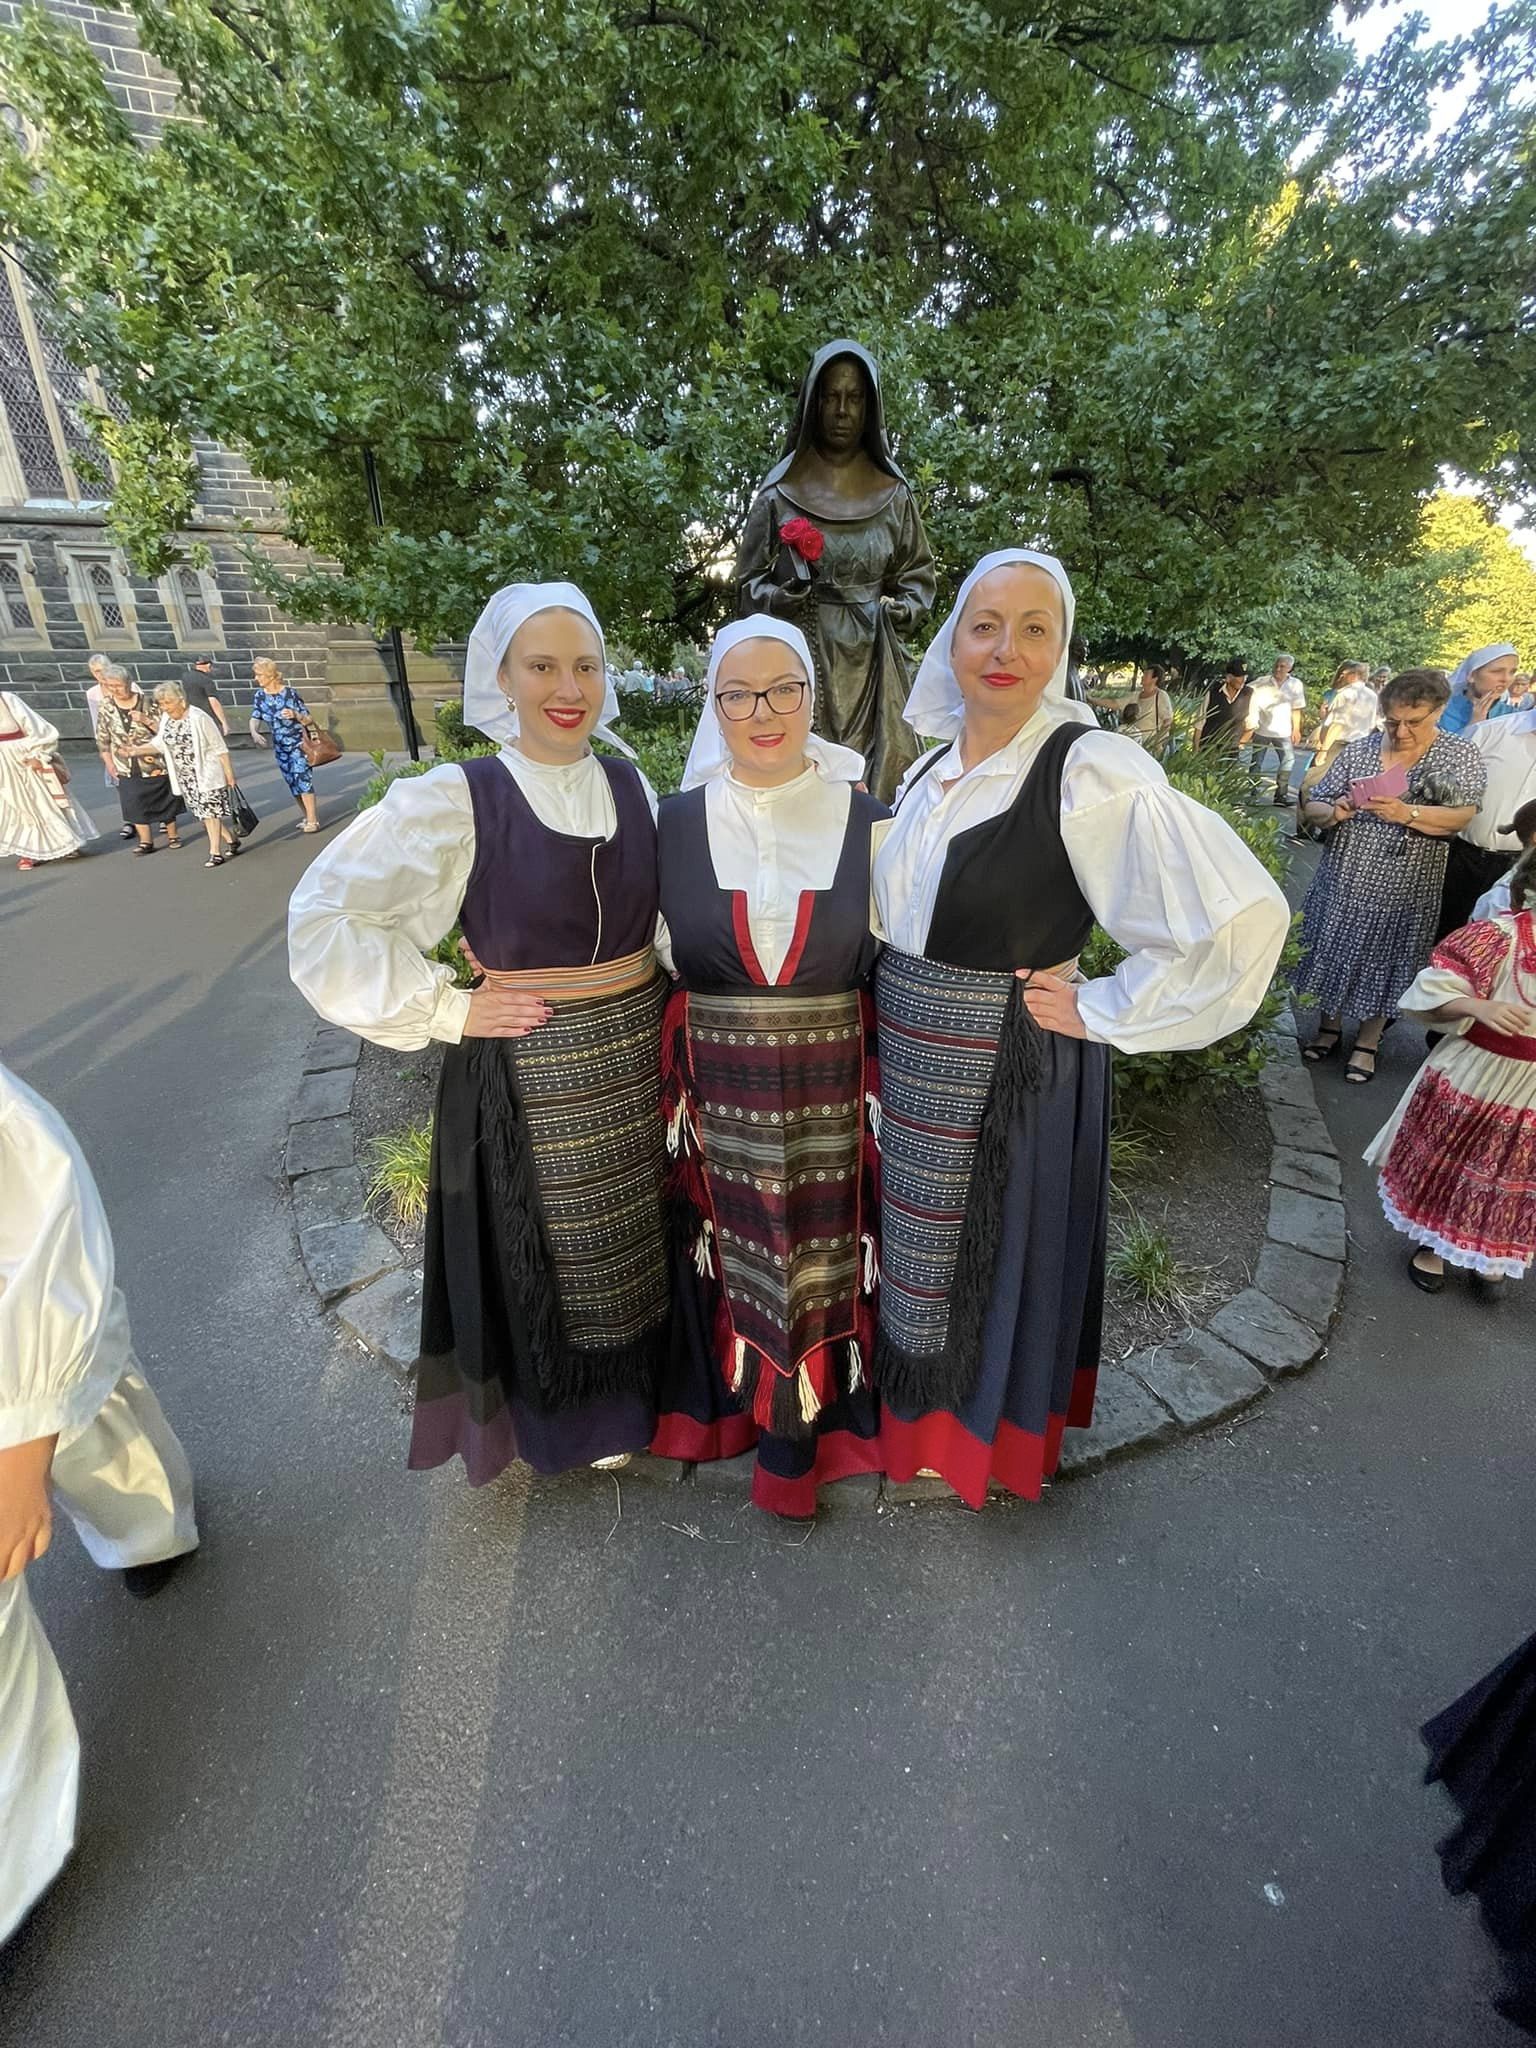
[1, 763, 1532, 2047]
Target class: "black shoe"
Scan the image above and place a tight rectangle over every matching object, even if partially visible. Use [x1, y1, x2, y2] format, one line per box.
[1472, 1273, 1508, 1303]
[118, 824, 135, 840]
[1345, 1046, 1379, 1084]
[1408, 1251, 1446, 1294]
[122, 1550, 194, 1599]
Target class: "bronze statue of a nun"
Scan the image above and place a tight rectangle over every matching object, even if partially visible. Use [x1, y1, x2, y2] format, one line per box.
[733, 341, 937, 802]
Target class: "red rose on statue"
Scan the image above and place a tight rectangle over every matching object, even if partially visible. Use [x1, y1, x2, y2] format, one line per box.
[779, 517, 826, 564]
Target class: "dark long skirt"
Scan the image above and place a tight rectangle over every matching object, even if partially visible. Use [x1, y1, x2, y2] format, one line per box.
[117, 768, 183, 827]
[875, 952, 1110, 1509]
[1423, 1629, 1536, 2035]
[408, 978, 669, 1484]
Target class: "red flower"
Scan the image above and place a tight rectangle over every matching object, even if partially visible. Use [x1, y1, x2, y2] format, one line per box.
[779, 516, 826, 564]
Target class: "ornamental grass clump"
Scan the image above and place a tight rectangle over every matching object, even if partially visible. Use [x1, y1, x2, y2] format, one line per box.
[1107, 1212, 1199, 1312]
[366, 1121, 433, 1229]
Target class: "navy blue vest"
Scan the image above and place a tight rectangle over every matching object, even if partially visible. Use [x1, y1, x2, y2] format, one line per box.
[458, 754, 658, 971]
[658, 783, 886, 996]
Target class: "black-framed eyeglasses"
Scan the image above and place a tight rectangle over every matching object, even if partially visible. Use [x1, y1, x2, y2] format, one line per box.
[715, 680, 806, 721]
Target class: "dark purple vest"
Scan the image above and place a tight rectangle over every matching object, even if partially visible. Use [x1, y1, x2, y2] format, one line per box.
[658, 784, 886, 996]
[458, 754, 659, 971]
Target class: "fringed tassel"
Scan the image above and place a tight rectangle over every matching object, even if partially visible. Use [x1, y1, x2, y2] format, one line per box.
[865, 1091, 882, 1150]
[847, 1336, 864, 1394]
[692, 1218, 715, 1279]
[797, 1358, 822, 1427]
[665, 1095, 697, 1159]
[860, 1231, 879, 1295]
[730, 1334, 748, 1394]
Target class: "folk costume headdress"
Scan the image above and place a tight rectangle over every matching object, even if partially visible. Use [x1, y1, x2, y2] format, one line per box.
[462, 581, 636, 758]
[901, 547, 1099, 745]
[681, 616, 866, 789]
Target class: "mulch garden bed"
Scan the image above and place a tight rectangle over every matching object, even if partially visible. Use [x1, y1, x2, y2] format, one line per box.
[351, 1040, 1274, 1362]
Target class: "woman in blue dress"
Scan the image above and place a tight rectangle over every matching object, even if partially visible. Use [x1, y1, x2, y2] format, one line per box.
[249, 658, 320, 832]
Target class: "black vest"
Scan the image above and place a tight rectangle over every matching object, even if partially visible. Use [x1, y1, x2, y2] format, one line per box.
[905, 722, 1101, 973]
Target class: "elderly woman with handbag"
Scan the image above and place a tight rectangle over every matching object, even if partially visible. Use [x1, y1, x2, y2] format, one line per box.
[249, 657, 335, 832]
[0, 690, 94, 870]
[122, 682, 241, 868]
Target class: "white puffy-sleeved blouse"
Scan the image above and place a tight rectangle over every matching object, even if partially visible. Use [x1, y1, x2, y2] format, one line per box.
[287, 745, 665, 1051]
[700, 765, 854, 982]
[0, 1061, 132, 1450]
[871, 709, 1291, 1055]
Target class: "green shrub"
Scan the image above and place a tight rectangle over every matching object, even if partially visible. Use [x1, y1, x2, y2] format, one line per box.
[366, 1120, 433, 1229]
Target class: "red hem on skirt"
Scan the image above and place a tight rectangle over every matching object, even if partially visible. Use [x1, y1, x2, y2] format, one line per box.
[750, 1428, 884, 1519]
[881, 1368, 1098, 1511]
[649, 1408, 758, 1464]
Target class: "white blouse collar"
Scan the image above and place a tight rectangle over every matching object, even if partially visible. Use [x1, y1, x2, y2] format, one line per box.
[940, 705, 1056, 785]
[500, 740, 603, 786]
[721, 761, 822, 807]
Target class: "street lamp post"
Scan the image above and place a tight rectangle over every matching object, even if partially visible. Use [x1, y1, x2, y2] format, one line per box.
[361, 448, 421, 762]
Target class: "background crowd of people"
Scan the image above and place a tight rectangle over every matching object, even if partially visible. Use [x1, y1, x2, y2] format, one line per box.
[0, 652, 328, 873]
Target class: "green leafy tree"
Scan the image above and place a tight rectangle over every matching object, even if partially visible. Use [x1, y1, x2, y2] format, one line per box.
[1, 0, 1532, 656]
[1423, 492, 1536, 667]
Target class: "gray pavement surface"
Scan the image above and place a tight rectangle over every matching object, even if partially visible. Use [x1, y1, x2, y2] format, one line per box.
[1, 763, 1532, 2047]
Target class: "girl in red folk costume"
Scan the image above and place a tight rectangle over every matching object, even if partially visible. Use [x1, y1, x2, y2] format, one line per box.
[651, 617, 887, 1517]
[870, 549, 1290, 1508]
[289, 584, 671, 1482]
[1367, 845, 1536, 1296]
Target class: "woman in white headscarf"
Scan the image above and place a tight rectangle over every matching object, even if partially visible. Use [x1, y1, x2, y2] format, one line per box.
[870, 548, 1290, 1508]
[650, 617, 888, 1516]
[1440, 642, 1520, 734]
[288, 583, 672, 1483]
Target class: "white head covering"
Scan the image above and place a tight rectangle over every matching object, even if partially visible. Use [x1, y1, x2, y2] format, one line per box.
[901, 547, 1098, 743]
[461, 581, 635, 758]
[681, 615, 865, 789]
[1449, 641, 1518, 699]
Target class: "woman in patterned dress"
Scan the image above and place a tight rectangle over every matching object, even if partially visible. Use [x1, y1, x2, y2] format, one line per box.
[249, 658, 320, 832]
[123, 682, 239, 868]
[650, 617, 887, 1517]
[1365, 846, 1536, 1295]
[1294, 669, 1485, 1083]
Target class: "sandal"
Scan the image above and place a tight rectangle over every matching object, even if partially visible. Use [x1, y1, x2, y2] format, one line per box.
[1345, 1046, 1379, 1084]
[17, 858, 35, 871]
[1303, 1030, 1342, 1063]
[133, 842, 155, 857]
[204, 854, 225, 868]
[165, 836, 184, 850]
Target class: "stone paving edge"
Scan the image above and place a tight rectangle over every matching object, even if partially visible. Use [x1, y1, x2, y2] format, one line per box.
[283, 997, 1347, 1510]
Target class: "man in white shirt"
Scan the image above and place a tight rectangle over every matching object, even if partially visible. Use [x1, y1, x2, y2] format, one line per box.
[0, 1061, 199, 1943]
[1471, 798, 1536, 922]
[1240, 653, 1305, 804]
[1437, 709, 1536, 937]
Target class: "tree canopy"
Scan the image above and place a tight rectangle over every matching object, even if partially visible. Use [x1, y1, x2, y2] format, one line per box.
[2, 0, 1532, 659]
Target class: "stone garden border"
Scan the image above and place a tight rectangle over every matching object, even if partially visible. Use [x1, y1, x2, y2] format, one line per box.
[284, 1004, 1346, 1510]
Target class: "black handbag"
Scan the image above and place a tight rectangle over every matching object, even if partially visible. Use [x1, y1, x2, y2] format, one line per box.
[230, 783, 260, 838]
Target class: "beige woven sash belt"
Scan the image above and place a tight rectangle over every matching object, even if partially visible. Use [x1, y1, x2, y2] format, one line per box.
[481, 944, 656, 1003]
